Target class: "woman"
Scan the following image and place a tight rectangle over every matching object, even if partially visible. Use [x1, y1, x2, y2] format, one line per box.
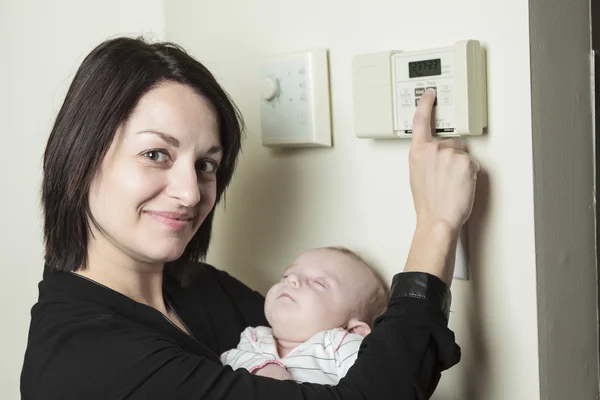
[20, 37, 479, 399]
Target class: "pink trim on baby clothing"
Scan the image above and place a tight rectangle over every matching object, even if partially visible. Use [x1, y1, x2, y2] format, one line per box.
[251, 329, 257, 342]
[333, 331, 349, 353]
[249, 360, 286, 374]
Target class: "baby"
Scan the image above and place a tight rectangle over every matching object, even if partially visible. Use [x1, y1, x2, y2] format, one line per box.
[220, 246, 389, 384]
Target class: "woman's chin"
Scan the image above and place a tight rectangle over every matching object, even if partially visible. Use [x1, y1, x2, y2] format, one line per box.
[137, 244, 187, 264]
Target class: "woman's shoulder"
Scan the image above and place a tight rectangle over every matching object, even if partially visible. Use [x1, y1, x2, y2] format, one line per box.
[29, 270, 190, 350]
[27, 278, 175, 349]
[22, 301, 201, 400]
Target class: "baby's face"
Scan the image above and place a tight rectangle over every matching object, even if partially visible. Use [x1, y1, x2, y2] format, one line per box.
[264, 248, 372, 342]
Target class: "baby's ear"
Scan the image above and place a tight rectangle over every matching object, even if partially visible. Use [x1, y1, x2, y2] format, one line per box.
[346, 318, 371, 337]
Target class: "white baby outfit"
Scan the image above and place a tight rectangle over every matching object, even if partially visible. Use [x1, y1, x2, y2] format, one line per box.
[220, 326, 363, 384]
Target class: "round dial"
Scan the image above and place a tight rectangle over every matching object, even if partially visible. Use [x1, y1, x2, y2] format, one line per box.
[261, 77, 279, 101]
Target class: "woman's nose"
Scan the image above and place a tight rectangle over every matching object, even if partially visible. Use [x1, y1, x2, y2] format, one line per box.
[167, 165, 201, 207]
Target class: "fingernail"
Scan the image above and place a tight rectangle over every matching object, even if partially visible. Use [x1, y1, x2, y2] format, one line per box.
[426, 88, 437, 95]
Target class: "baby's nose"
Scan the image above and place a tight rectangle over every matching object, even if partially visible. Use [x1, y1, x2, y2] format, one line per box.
[287, 274, 301, 288]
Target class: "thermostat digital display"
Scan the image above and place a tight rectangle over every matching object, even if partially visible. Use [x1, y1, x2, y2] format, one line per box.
[408, 58, 442, 78]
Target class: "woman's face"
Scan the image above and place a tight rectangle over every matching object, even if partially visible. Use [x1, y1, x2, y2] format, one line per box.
[87, 81, 222, 266]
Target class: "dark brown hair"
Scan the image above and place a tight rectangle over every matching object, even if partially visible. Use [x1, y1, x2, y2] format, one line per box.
[42, 37, 244, 285]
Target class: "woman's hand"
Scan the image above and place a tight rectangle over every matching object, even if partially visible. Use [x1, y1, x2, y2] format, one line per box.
[253, 364, 293, 380]
[404, 89, 480, 285]
[409, 90, 479, 232]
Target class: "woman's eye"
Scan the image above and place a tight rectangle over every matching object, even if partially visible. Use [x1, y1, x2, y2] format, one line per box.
[143, 150, 170, 163]
[196, 160, 219, 174]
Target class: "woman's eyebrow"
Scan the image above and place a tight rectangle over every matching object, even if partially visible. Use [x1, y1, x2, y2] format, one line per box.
[136, 130, 180, 147]
[137, 131, 223, 155]
[204, 145, 223, 155]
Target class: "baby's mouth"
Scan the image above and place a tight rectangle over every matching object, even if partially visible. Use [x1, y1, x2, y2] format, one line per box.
[278, 292, 296, 302]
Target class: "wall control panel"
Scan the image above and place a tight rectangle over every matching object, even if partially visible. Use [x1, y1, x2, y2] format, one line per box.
[259, 49, 332, 147]
[352, 40, 487, 139]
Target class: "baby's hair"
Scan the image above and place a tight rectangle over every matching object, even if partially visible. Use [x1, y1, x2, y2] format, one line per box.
[323, 246, 390, 328]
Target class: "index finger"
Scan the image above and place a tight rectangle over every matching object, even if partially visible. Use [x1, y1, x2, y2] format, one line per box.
[411, 89, 436, 147]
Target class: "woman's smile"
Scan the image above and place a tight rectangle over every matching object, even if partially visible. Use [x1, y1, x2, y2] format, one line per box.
[144, 210, 196, 232]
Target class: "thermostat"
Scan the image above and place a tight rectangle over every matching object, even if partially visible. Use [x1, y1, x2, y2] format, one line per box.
[352, 40, 487, 138]
[259, 49, 332, 147]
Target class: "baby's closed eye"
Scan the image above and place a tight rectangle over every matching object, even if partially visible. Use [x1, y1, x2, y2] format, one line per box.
[313, 280, 327, 289]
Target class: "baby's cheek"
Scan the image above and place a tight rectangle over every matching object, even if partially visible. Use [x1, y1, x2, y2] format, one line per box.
[308, 299, 334, 324]
[264, 292, 278, 316]
[264, 284, 280, 302]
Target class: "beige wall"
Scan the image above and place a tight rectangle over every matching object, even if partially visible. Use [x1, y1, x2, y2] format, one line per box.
[0, 1, 165, 398]
[165, 0, 555, 399]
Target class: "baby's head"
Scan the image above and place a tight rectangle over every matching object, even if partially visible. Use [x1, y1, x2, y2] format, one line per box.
[264, 246, 389, 343]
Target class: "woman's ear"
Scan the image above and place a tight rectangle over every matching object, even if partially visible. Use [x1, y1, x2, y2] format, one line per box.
[346, 318, 371, 337]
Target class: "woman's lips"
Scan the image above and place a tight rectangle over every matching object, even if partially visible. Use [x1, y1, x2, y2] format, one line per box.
[145, 211, 195, 232]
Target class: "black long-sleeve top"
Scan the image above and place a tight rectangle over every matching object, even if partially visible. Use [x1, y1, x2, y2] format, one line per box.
[20, 263, 460, 399]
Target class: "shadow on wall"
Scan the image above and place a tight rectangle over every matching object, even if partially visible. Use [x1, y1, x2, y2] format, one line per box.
[462, 168, 493, 400]
[213, 147, 304, 293]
